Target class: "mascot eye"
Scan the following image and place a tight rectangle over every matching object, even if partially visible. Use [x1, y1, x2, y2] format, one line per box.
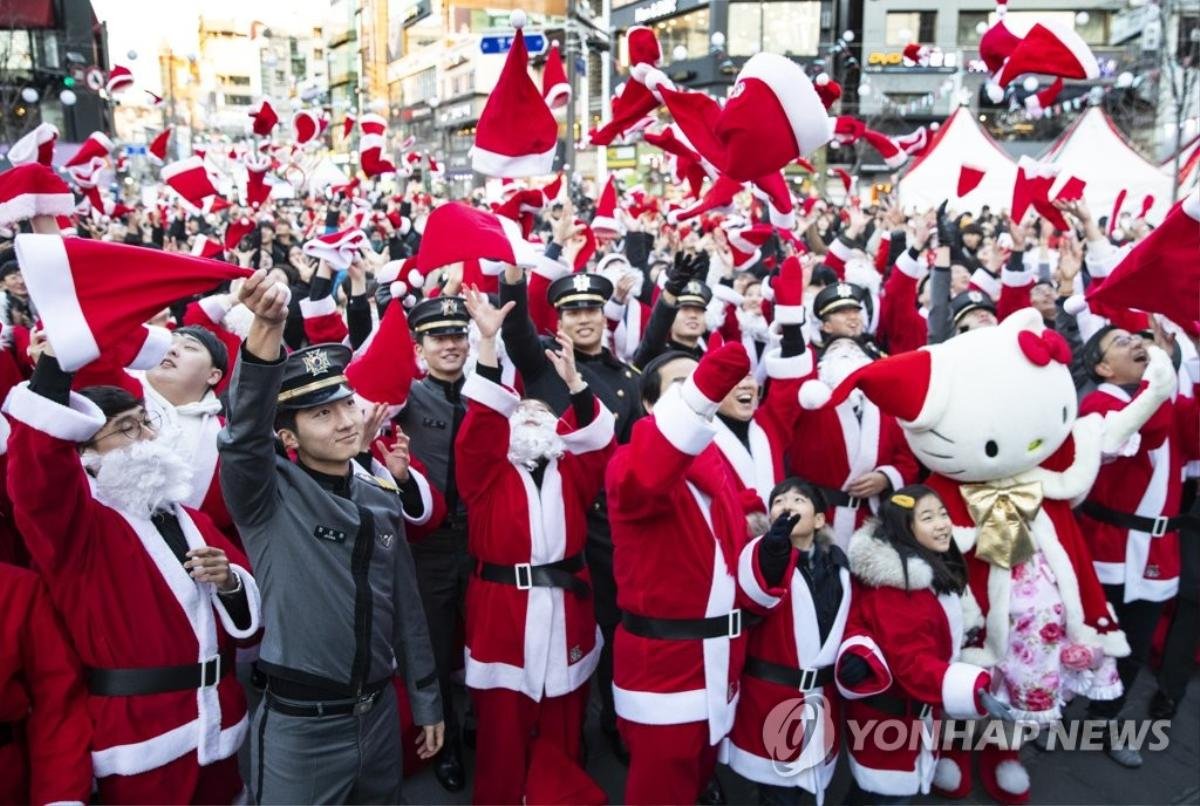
[1062, 406, 1068, 423]
[985, 440, 999, 458]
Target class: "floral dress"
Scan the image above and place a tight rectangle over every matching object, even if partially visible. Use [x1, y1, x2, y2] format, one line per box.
[993, 551, 1122, 722]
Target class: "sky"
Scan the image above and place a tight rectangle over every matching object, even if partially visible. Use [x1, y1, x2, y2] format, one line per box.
[91, 0, 331, 96]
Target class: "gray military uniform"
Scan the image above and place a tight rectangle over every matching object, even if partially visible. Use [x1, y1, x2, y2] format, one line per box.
[218, 349, 441, 804]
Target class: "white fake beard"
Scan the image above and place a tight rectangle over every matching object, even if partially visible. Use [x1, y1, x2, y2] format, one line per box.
[507, 412, 565, 471]
[736, 307, 770, 343]
[819, 339, 872, 406]
[223, 302, 255, 339]
[82, 436, 195, 520]
[602, 266, 644, 300]
[844, 256, 881, 297]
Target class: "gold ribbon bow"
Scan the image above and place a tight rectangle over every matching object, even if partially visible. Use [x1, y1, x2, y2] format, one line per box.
[960, 481, 1044, 569]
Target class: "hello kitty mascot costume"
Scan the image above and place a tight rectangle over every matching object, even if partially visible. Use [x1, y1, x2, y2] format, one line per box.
[799, 309, 1176, 804]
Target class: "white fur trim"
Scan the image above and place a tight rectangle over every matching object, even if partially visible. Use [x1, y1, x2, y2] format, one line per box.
[969, 268, 1000, 300]
[3, 383, 105, 442]
[1001, 268, 1033, 288]
[613, 683, 708, 724]
[711, 284, 743, 306]
[736, 54, 833, 157]
[403, 467, 435, 526]
[559, 402, 615, 455]
[91, 714, 247, 778]
[0, 192, 75, 226]
[590, 214, 624, 236]
[933, 757, 963, 792]
[766, 203, 795, 230]
[941, 661, 984, 718]
[530, 254, 570, 281]
[462, 371, 520, 417]
[128, 326, 173, 370]
[875, 464, 904, 495]
[211, 564, 262, 639]
[13, 234, 101, 371]
[545, 82, 571, 109]
[298, 295, 337, 318]
[894, 250, 926, 281]
[653, 384, 717, 456]
[197, 295, 230, 325]
[738, 537, 782, 608]
[469, 143, 557, 179]
[680, 375, 720, 418]
[994, 759, 1030, 796]
[835, 634, 892, 699]
[763, 347, 813, 379]
[848, 525, 934, 590]
[773, 304, 806, 326]
[1182, 188, 1200, 221]
[603, 298, 626, 322]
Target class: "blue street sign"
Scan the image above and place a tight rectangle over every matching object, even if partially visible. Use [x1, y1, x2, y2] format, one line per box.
[480, 32, 547, 56]
[125, 144, 147, 155]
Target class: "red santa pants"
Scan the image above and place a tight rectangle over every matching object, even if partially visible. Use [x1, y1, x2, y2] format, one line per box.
[470, 685, 588, 805]
[619, 717, 718, 806]
[97, 752, 243, 805]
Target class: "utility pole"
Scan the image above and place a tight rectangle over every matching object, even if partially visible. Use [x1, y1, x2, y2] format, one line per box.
[564, 0, 577, 175]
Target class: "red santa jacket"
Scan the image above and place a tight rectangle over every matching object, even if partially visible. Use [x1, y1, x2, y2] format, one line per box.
[712, 348, 812, 506]
[877, 250, 928, 355]
[1078, 381, 1200, 602]
[835, 525, 989, 798]
[455, 372, 615, 700]
[605, 385, 790, 744]
[0, 564, 92, 805]
[4, 383, 262, 781]
[789, 354, 919, 546]
[722, 532, 851, 794]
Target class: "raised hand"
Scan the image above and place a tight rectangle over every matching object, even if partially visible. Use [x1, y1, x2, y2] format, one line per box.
[360, 402, 390, 453]
[375, 430, 412, 483]
[239, 268, 290, 325]
[462, 285, 515, 339]
[545, 330, 585, 392]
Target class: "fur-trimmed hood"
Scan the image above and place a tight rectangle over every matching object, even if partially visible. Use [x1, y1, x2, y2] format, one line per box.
[847, 522, 934, 591]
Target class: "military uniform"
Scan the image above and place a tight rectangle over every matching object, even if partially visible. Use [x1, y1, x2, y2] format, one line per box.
[633, 278, 712, 368]
[499, 271, 643, 744]
[218, 343, 441, 804]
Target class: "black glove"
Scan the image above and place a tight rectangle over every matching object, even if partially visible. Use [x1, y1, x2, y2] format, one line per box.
[757, 513, 799, 587]
[936, 199, 954, 247]
[838, 654, 873, 687]
[664, 251, 709, 296]
[763, 512, 800, 548]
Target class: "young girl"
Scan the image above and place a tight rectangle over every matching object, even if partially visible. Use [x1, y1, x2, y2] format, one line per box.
[724, 479, 851, 806]
[836, 485, 1006, 804]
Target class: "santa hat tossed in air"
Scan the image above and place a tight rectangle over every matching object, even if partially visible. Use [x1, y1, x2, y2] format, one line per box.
[162, 156, 219, 208]
[589, 27, 669, 146]
[248, 98, 279, 137]
[360, 134, 397, 178]
[590, 176, 624, 237]
[1023, 77, 1065, 115]
[750, 171, 796, 229]
[6, 123, 59, 166]
[293, 110, 326, 147]
[469, 10, 558, 177]
[902, 42, 933, 66]
[346, 301, 420, 405]
[302, 228, 369, 270]
[106, 64, 134, 94]
[63, 131, 113, 170]
[668, 174, 744, 224]
[243, 152, 272, 209]
[0, 163, 76, 227]
[342, 113, 356, 139]
[148, 127, 172, 164]
[542, 41, 571, 110]
[494, 188, 547, 239]
[726, 224, 773, 271]
[359, 113, 388, 137]
[813, 73, 842, 110]
[994, 21, 1099, 90]
[957, 164, 987, 198]
[416, 201, 539, 274]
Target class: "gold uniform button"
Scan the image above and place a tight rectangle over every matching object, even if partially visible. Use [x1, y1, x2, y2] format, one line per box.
[624, 371, 633, 378]
[617, 389, 625, 397]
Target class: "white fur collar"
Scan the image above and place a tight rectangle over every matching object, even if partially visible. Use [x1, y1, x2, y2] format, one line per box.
[847, 524, 934, 591]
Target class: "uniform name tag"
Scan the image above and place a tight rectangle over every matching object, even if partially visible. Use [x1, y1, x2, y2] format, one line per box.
[422, 416, 448, 430]
[314, 525, 347, 542]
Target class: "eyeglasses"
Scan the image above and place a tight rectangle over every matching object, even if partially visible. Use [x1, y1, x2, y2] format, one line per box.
[1099, 333, 1137, 360]
[92, 410, 162, 444]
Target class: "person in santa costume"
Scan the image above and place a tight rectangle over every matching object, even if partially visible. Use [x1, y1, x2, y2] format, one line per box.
[605, 342, 798, 805]
[4, 343, 261, 803]
[835, 486, 1007, 803]
[800, 308, 1177, 804]
[0, 562, 92, 805]
[1075, 324, 1199, 767]
[455, 288, 615, 804]
[722, 479, 851, 805]
[789, 282, 919, 548]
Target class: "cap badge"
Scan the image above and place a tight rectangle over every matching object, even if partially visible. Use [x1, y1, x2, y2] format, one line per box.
[440, 298, 459, 316]
[837, 283, 853, 297]
[969, 291, 983, 303]
[302, 349, 332, 377]
[572, 274, 591, 292]
[685, 280, 702, 294]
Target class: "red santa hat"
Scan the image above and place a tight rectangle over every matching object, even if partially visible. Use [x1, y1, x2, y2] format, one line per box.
[895, 126, 929, 157]
[148, 127, 172, 164]
[669, 174, 743, 223]
[106, 64, 134, 94]
[726, 224, 772, 270]
[661, 53, 831, 182]
[248, 98, 279, 137]
[0, 163, 76, 226]
[540, 173, 564, 204]
[224, 216, 255, 249]
[342, 113, 356, 139]
[813, 73, 842, 110]
[6, 123, 59, 166]
[627, 25, 662, 66]
[416, 202, 538, 273]
[360, 134, 397, 178]
[799, 348, 938, 429]
[145, 90, 164, 107]
[359, 113, 388, 137]
[63, 132, 113, 169]
[1012, 156, 1068, 230]
[833, 115, 866, 145]
[293, 110, 324, 146]
[994, 21, 1099, 89]
[346, 301, 419, 404]
[1085, 189, 1200, 336]
[302, 229, 368, 270]
[680, 342, 752, 418]
[470, 10, 558, 177]
[957, 164, 986, 198]
[751, 171, 795, 229]
[979, 17, 1021, 75]
[1024, 76, 1065, 115]
[244, 152, 272, 209]
[542, 41, 571, 110]
[828, 167, 852, 194]
[862, 128, 907, 169]
[589, 79, 662, 147]
[902, 43, 932, 66]
[494, 188, 546, 239]
[162, 156, 219, 207]
[12, 233, 253, 371]
[428, 154, 442, 176]
[1054, 176, 1086, 203]
[590, 176, 624, 236]
[190, 236, 224, 260]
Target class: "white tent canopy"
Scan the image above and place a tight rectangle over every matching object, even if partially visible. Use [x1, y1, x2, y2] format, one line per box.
[897, 108, 1019, 214]
[1040, 107, 1174, 224]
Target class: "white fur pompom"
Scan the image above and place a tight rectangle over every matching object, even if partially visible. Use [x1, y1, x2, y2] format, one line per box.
[407, 269, 424, 288]
[1062, 294, 1088, 316]
[403, 294, 417, 309]
[994, 760, 1030, 795]
[510, 9, 527, 29]
[390, 280, 407, 299]
[799, 379, 833, 410]
[933, 757, 962, 792]
[986, 82, 1005, 103]
[815, 72, 830, 86]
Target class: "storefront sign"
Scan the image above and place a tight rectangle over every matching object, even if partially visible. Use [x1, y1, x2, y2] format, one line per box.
[865, 50, 957, 70]
[634, 0, 677, 24]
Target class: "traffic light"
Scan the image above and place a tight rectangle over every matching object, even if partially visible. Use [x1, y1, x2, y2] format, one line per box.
[62, 76, 76, 88]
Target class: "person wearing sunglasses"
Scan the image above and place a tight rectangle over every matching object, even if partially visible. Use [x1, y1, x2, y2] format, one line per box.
[5, 336, 261, 802]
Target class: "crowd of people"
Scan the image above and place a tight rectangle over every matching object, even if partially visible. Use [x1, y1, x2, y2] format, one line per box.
[0, 15, 1198, 806]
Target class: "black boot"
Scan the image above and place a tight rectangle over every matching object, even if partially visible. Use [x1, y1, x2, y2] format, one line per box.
[697, 774, 726, 805]
[433, 740, 465, 792]
[1149, 689, 1179, 720]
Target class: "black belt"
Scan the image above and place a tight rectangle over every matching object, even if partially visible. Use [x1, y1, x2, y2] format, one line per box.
[861, 692, 932, 719]
[1078, 500, 1199, 537]
[265, 674, 389, 703]
[745, 657, 834, 690]
[477, 553, 591, 598]
[815, 484, 864, 510]
[0, 721, 15, 747]
[265, 686, 388, 718]
[622, 609, 743, 640]
[86, 652, 233, 697]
